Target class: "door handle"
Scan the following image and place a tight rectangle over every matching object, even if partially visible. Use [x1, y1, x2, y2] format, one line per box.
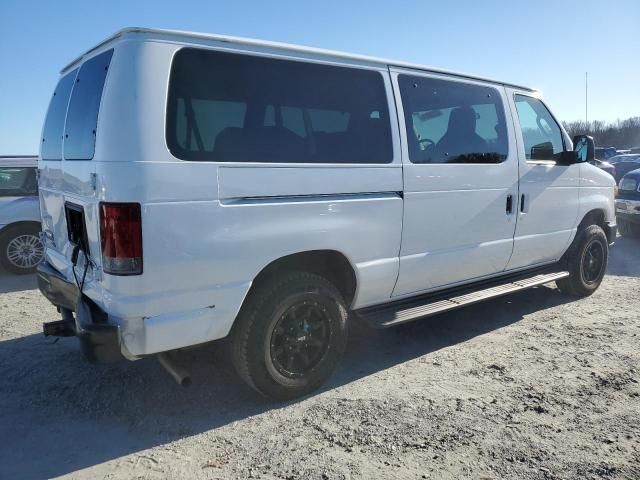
[506, 194, 513, 214]
[520, 194, 526, 213]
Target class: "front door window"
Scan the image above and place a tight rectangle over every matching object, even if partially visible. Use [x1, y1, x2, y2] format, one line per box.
[514, 95, 564, 161]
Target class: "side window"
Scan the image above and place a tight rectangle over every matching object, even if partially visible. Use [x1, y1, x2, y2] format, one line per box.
[309, 109, 350, 133]
[175, 99, 246, 152]
[398, 75, 509, 164]
[167, 48, 393, 164]
[514, 95, 564, 161]
[64, 49, 114, 160]
[0, 167, 38, 197]
[41, 70, 76, 161]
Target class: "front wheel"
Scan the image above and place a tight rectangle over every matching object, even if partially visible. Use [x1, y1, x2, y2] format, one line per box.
[230, 271, 348, 400]
[0, 224, 43, 274]
[556, 224, 608, 297]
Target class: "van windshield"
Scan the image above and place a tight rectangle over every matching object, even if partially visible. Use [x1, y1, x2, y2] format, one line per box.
[166, 48, 393, 164]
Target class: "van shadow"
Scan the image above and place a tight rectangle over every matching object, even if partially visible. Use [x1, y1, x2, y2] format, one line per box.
[0, 284, 575, 479]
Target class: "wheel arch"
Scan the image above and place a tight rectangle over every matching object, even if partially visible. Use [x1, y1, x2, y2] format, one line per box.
[577, 209, 606, 232]
[0, 220, 41, 238]
[246, 249, 358, 309]
[561, 208, 610, 264]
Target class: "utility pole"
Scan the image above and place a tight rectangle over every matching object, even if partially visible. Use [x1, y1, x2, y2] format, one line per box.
[585, 72, 588, 125]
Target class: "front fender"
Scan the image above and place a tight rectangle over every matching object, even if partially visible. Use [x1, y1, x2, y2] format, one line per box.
[579, 163, 616, 227]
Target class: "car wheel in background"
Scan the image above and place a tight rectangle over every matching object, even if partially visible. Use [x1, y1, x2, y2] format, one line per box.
[0, 224, 44, 274]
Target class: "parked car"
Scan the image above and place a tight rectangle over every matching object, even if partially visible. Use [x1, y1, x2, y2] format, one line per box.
[0, 156, 43, 273]
[616, 168, 640, 237]
[595, 146, 617, 160]
[608, 154, 640, 182]
[37, 28, 616, 399]
[589, 158, 616, 177]
[630, 147, 640, 155]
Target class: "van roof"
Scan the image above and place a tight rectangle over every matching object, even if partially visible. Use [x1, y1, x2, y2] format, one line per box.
[62, 27, 537, 93]
[0, 156, 38, 167]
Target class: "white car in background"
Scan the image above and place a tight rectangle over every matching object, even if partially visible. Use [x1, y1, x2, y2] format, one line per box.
[0, 156, 43, 273]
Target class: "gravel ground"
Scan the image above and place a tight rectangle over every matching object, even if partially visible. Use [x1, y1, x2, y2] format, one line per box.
[0, 236, 638, 480]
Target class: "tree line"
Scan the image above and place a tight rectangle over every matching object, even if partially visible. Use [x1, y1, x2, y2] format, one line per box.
[562, 117, 640, 149]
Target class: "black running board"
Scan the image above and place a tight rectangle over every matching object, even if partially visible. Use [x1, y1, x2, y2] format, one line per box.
[355, 270, 569, 328]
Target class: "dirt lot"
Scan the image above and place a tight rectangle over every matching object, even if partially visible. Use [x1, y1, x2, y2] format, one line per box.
[0, 237, 638, 480]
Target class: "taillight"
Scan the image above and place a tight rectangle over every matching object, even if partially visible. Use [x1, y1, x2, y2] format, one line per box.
[99, 202, 143, 275]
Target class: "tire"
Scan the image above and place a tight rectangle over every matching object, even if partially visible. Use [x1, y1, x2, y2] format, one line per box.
[556, 224, 608, 297]
[230, 271, 348, 400]
[618, 219, 640, 238]
[0, 224, 43, 274]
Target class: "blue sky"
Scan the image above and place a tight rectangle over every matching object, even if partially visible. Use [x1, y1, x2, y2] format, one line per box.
[1, 0, 638, 154]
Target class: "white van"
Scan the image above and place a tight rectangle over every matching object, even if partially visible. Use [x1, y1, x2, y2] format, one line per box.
[38, 28, 616, 399]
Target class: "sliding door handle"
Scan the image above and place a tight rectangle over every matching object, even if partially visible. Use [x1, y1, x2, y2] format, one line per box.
[506, 194, 513, 214]
[520, 194, 526, 213]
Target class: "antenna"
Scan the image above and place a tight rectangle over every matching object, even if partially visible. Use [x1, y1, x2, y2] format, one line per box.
[585, 72, 588, 125]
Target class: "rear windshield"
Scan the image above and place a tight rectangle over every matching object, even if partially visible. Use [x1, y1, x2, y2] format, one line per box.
[41, 71, 76, 161]
[40, 49, 113, 161]
[166, 48, 393, 164]
[0, 167, 38, 197]
[64, 49, 113, 160]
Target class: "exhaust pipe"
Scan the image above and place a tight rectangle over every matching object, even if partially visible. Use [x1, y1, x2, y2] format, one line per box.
[158, 352, 192, 387]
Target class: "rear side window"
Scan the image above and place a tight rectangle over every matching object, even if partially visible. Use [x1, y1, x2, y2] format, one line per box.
[41, 71, 76, 161]
[166, 48, 393, 164]
[398, 75, 509, 164]
[0, 167, 38, 197]
[64, 49, 113, 160]
[514, 95, 564, 161]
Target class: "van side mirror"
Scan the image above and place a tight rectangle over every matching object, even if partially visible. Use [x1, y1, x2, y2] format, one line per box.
[572, 134, 595, 163]
[556, 134, 595, 165]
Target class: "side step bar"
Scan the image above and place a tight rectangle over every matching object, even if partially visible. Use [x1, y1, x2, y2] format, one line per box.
[355, 270, 569, 328]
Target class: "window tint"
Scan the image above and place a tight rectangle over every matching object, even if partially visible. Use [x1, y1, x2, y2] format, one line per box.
[41, 71, 76, 161]
[64, 49, 113, 160]
[167, 48, 393, 163]
[514, 95, 564, 161]
[398, 75, 509, 164]
[0, 167, 38, 197]
[175, 99, 247, 152]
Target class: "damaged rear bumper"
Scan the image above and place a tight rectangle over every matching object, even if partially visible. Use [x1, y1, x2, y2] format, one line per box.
[38, 261, 123, 363]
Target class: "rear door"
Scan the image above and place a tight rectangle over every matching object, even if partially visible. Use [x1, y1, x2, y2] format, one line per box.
[505, 90, 579, 270]
[391, 69, 519, 296]
[39, 49, 113, 277]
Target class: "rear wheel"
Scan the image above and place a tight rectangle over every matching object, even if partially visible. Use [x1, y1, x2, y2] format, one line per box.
[230, 271, 348, 400]
[0, 224, 43, 274]
[556, 224, 608, 297]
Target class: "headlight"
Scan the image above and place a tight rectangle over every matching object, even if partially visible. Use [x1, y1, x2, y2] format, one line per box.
[619, 177, 638, 191]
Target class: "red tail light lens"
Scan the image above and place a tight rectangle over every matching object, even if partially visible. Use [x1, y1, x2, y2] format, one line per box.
[99, 202, 142, 275]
